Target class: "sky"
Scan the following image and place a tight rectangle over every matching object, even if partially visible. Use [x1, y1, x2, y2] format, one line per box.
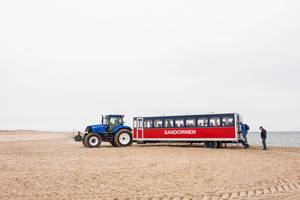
[0, 0, 299, 131]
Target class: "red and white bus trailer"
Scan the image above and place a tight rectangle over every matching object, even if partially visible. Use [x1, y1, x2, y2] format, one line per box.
[133, 113, 245, 148]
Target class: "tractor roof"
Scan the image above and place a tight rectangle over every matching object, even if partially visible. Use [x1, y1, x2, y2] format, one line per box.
[105, 114, 124, 118]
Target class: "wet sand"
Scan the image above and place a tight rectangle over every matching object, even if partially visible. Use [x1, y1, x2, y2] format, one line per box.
[0, 131, 299, 200]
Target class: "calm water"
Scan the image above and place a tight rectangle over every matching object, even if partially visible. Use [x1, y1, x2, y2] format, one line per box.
[247, 132, 300, 147]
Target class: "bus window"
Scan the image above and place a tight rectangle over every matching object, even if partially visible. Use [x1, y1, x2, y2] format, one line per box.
[144, 120, 153, 128]
[209, 117, 221, 127]
[154, 119, 163, 128]
[174, 119, 184, 127]
[222, 117, 234, 126]
[164, 119, 174, 128]
[138, 119, 143, 128]
[185, 118, 195, 127]
[197, 118, 208, 127]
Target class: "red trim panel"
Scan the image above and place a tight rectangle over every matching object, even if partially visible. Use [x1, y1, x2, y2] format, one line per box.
[134, 127, 235, 139]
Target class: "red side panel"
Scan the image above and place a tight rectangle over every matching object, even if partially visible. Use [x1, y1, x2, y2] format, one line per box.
[134, 127, 236, 139]
[133, 128, 143, 138]
[133, 128, 137, 138]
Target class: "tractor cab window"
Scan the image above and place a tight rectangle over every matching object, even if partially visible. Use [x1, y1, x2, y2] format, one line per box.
[109, 117, 123, 128]
[103, 116, 109, 125]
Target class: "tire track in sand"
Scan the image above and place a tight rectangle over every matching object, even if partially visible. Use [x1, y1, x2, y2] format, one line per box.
[1, 176, 299, 200]
[132, 176, 300, 200]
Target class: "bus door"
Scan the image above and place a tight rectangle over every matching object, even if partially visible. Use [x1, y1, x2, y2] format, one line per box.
[136, 118, 144, 139]
[235, 113, 242, 140]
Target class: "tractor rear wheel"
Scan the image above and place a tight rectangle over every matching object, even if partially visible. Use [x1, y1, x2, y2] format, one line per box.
[84, 133, 102, 148]
[114, 129, 133, 147]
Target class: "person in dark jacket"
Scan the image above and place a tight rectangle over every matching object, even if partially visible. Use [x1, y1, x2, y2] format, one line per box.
[238, 123, 250, 148]
[259, 126, 267, 150]
[241, 123, 250, 145]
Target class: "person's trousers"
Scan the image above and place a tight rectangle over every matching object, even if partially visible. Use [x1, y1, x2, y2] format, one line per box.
[242, 133, 248, 144]
[262, 138, 267, 150]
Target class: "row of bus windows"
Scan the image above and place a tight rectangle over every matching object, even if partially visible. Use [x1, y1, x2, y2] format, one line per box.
[141, 116, 234, 128]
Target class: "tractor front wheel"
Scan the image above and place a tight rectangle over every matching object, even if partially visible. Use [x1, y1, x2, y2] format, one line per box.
[114, 129, 133, 147]
[84, 133, 102, 148]
[82, 134, 89, 147]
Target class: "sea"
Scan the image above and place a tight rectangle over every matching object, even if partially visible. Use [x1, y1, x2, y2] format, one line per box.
[247, 132, 300, 147]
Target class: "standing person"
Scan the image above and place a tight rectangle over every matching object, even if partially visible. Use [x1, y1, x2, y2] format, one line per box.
[241, 123, 250, 146]
[259, 126, 267, 150]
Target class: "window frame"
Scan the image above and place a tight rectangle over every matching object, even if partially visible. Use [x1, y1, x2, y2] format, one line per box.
[174, 119, 185, 128]
[144, 120, 153, 128]
[185, 118, 196, 127]
[153, 119, 164, 128]
[139, 114, 236, 129]
[209, 116, 221, 127]
[137, 119, 143, 128]
[164, 119, 174, 128]
[221, 116, 235, 127]
[109, 116, 123, 127]
[197, 117, 209, 127]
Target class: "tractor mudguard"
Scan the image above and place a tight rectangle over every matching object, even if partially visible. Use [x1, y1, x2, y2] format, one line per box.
[113, 125, 132, 134]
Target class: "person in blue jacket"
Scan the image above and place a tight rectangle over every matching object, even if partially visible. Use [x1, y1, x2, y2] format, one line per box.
[240, 123, 250, 148]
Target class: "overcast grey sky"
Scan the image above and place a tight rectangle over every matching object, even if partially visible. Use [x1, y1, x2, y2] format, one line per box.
[1, 0, 299, 131]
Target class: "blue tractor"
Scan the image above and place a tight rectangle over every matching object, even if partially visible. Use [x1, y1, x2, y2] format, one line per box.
[74, 115, 133, 148]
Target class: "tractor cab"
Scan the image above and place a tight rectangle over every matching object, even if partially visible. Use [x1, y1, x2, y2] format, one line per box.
[103, 115, 124, 132]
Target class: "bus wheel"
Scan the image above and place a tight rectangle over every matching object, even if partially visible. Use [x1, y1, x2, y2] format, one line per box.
[84, 133, 102, 148]
[216, 141, 222, 148]
[205, 141, 217, 148]
[114, 129, 133, 147]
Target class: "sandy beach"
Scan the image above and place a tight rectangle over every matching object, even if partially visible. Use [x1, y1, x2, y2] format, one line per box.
[0, 131, 299, 200]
